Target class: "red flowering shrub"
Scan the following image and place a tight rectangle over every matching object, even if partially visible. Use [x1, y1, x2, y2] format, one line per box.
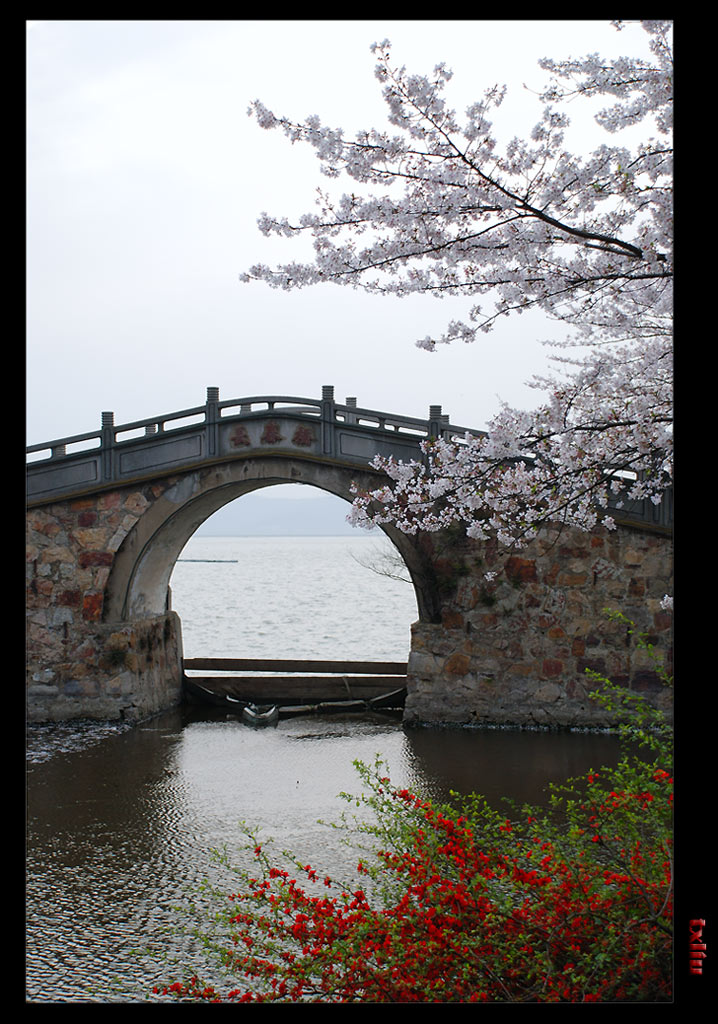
[154, 615, 672, 1003]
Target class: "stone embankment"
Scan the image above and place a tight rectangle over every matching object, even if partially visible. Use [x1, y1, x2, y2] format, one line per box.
[405, 523, 673, 729]
[26, 483, 183, 722]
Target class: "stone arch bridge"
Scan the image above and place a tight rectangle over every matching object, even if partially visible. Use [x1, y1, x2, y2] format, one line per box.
[27, 387, 673, 727]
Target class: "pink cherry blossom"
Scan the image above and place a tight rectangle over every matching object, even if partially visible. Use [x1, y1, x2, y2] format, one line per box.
[242, 22, 672, 548]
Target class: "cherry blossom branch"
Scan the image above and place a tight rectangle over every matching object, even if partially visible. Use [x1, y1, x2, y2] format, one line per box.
[241, 22, 672, 546]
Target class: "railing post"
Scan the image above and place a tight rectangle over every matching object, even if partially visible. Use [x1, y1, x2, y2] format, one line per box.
[428, 404, 443, 439]
[101, 411, 115, 482]
[345, 396, 357, 425]
[661, 487, 673, 530]
[321, 385, 335, 456]
[206, 386, 219, 457]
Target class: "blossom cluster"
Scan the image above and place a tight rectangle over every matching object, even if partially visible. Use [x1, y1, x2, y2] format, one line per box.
[241, 22, 673, 547]
[349, 331, 672, 546]
[243, 25, 672, 346]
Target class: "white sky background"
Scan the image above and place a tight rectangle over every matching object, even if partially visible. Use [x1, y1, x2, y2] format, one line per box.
[27, 19, 657, 454]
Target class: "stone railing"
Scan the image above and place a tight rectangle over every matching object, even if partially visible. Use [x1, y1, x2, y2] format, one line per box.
[26, 386, 479, 505]
[26, 385, 671, 533]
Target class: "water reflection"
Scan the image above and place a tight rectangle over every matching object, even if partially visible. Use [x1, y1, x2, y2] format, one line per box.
[26, 710, 628, 1003]
[404, 727, 625, 808]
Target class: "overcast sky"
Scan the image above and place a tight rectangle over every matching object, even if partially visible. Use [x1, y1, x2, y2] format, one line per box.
[27, 19, 656, 452]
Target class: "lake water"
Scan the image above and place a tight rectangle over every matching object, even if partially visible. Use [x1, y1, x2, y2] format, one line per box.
[26, 533, 628, 1004]
[170, 533, 419, 662]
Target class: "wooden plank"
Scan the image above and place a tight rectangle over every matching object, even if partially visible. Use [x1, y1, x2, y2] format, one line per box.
[183, 657, 407, 674]
[185, 674, 406, 703]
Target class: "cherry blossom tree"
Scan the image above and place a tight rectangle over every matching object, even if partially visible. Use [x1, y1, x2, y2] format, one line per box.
[240, 21, 673, 547]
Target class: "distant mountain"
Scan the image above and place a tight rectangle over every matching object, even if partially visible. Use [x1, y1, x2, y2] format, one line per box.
[195, 492, 368, 537]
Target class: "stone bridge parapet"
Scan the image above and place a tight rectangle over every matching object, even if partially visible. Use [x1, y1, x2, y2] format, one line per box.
[27, 386, 471, 508]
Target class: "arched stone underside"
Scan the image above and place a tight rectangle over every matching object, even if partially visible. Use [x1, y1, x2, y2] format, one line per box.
[103, 456, 436, 624]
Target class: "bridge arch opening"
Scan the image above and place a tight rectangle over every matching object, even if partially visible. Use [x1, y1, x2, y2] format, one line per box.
[168, 483, 420, 665]
[103, 458, 440, 644]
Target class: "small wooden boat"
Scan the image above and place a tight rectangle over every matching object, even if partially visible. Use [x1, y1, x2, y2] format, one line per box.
[184, 677, 246, 709]
[184, 674, 406, 720]
[241, 703, 279, 726]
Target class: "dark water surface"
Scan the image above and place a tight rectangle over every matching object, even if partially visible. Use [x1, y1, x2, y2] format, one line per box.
[26, 708, 627, 1003]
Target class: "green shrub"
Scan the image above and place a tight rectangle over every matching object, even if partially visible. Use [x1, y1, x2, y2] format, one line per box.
[154, 612, 672, 1003]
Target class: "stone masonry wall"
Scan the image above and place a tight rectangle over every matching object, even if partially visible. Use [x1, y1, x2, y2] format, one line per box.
[27, 474, 673, 728]
[26, 483, 183, 722]
[406, 522, 673, 728]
